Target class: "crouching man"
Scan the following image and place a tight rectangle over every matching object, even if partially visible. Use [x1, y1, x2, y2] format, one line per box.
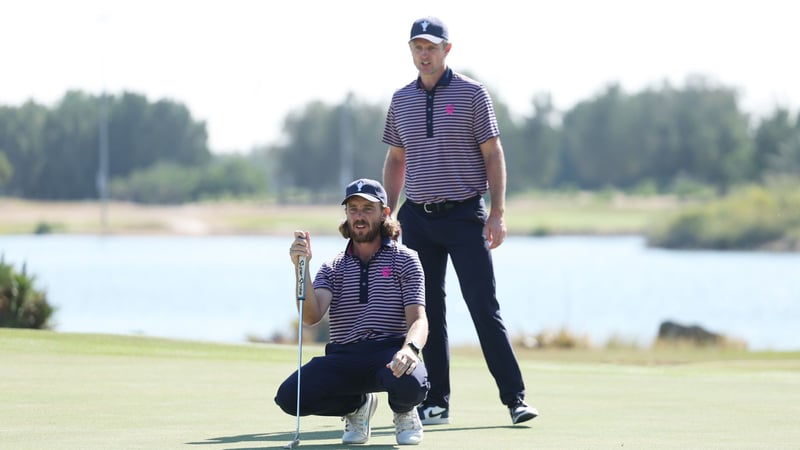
[275, 178, 429, 445]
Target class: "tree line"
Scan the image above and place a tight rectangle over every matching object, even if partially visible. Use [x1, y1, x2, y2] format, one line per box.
[1, 76, 799, 204]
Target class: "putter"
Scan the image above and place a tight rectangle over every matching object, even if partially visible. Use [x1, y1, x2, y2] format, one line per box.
[285, 252, 307, 449]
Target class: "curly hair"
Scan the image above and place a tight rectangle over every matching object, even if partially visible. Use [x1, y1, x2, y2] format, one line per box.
[339, 216, 402, 241]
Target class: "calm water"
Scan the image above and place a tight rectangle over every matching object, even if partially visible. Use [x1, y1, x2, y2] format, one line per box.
[1, 234, 798, 350]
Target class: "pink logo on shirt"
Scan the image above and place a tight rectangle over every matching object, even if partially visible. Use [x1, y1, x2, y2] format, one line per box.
[382, 267, 392, 277]
[445, 104, 455, 114]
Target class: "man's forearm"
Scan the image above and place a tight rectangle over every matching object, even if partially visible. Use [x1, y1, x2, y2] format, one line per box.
[484, 141, 507, 216]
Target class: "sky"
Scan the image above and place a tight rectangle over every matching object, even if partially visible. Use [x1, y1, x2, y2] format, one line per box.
[2, 0, 798, 153]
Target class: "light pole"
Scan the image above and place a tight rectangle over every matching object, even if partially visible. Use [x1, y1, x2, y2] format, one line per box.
[338, 92, 354, 189]
[96, 12, 110, 233]
[97, 93, 109, 232]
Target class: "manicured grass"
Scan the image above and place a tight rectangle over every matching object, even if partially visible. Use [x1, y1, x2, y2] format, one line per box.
[3, 329, 798, 449]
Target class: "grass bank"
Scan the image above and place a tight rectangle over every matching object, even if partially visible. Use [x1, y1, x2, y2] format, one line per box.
[647, 183, 800, 251]
[0, 193, 677, 236]
[3, 329, 799, 449]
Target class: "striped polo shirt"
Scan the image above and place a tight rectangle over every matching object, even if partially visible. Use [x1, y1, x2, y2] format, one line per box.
[382, 67, 500, 204]
[313, 237, 425, 345]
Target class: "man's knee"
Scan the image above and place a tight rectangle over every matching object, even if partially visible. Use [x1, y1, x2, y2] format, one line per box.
[274, 378, 297, 415]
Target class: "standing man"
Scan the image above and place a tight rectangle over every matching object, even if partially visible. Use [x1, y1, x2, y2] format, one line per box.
[382, 16, 538, 425]
[275, 178, 429, 446]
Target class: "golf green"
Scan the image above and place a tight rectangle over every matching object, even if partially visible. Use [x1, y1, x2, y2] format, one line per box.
[2, 329, 798, 449]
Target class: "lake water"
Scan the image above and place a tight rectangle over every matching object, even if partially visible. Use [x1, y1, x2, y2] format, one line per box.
[1, 234, 798, 351]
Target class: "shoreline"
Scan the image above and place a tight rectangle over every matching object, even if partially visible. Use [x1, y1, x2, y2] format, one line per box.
[0, 195, 675, 237]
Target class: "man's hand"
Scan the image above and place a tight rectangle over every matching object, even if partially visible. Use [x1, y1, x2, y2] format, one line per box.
[289, 230, 312, 264]
[485, 214, 507, 249]
[386, 346, 419, 378]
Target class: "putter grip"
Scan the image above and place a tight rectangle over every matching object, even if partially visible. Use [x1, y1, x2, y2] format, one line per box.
[296, 255, 307, 300]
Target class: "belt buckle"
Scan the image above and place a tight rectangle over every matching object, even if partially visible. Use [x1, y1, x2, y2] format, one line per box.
[423, 202, 435, 213]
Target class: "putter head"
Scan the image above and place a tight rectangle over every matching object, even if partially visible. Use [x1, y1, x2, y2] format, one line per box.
[284, 438, 300, 449]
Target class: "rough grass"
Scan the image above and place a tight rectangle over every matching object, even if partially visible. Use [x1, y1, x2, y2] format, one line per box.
[3, 329, 799, 449]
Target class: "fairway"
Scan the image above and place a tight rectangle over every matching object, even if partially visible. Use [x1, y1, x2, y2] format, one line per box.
[2, 330, 799, 449]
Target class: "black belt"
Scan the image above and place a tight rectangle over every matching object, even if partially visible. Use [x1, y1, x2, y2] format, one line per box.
[409, 196, 479, 214]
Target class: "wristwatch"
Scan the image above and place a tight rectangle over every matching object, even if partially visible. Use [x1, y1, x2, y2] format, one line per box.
[407, 341, 422, 356]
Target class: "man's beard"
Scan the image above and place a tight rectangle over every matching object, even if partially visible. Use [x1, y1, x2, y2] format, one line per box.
[350, 220, 381, 243]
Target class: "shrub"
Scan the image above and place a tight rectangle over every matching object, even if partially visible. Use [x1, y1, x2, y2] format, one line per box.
[34, 221, 65, 235]
[0, 257, 54, 329]
[110, 157, 268, 204]
[647, 183, 800, 250]
[514, 327, 592, 349]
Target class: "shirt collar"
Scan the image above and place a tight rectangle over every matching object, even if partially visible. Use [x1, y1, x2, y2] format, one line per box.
[415, 67, 453, 91]
[345, 236, 394, 256]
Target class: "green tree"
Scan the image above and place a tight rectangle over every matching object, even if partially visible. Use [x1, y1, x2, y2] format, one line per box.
[276, 101, 340, 193]
[559, 78, 754, 191]
[754, 108, 800, 177]
[109, 92, 211, 178]
[196, 154, 268, 199]
[673, 76, 755, 191]
[0, 102, 47, 196]
[560, 83, 640, 188]
[486, 88, 526, 193]
[110, 162, 201, 204]
[0, 91, 211, 200]
[271, 95, 387, 201]
[0, 151, 12, 189]
[34, 91, 100, 199]
[516, 93, 562, 190]
[111, 154, 268, 204]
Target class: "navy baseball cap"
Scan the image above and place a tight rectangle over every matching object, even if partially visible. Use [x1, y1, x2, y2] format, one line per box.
[342, 178, 388, 206]
[409, 16, 449, 44]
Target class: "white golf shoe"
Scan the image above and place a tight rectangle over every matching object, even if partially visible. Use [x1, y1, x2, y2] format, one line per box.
[342, 393, 378, 445]
[394, 409, 424, 445]
[509, 400, 539, 424]
[417, 403, 450, 425]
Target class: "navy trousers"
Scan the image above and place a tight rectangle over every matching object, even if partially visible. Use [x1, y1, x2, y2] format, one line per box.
[274, 338, 429, 417]
[398, 196, 525, 408]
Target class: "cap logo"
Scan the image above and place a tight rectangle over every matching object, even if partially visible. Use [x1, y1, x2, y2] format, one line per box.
[356, 180, 365, 191]
[421, 20, 430, 32]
